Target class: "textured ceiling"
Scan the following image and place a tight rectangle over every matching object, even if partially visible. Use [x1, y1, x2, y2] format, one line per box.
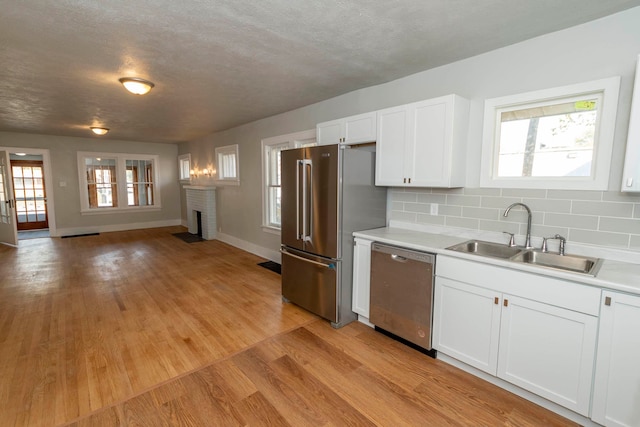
[1, 0, 639, 144]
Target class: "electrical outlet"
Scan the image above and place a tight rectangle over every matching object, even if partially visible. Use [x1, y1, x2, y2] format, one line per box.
[430, 203, 438, 216]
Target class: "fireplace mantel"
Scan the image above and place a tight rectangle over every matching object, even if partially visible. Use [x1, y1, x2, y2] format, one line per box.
[183, 185, 217, 191]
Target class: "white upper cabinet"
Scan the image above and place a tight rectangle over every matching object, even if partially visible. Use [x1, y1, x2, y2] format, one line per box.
[317, 112, 377, 146]
[376, 94, 469, 187]
[621, 55, 640, 192]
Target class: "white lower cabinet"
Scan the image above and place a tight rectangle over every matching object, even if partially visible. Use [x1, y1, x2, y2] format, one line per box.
[497, 294, 597, 415]
[433, 277, 500, 374]
[434, 255, 599, 417]
[592, 291, 640, 427]
[352, 237, 373, 318]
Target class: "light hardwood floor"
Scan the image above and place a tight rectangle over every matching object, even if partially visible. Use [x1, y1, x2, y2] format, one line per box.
[0, 227, 577, 426]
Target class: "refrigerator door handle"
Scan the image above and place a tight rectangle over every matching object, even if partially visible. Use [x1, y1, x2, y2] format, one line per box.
[304, 159, 312, 242]
[301, 159, 312, 242]
[296, 159, 302, 240]
[280, 248, 336, 269]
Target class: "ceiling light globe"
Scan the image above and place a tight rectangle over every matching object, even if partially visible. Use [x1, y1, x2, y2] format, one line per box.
[119, 77, 155, 95]
[90, 127, 109, 135]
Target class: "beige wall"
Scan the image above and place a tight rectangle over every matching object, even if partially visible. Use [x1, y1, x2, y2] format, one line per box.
[1, 132, 181, 236]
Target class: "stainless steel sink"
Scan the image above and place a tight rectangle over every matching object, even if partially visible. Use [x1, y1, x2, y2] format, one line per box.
[509, 250, 602, 276]
[446, 240, 523, 259]
[445, 239, 602, 276]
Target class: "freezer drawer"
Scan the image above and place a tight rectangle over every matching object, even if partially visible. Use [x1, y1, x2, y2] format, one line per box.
[281, 247, 340, 323]
[370, 243, 435, 350]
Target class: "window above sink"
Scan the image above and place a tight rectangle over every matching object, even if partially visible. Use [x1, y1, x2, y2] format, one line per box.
[480, 77, 620, 190]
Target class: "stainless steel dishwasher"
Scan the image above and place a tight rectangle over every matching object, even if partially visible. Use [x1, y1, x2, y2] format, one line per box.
[370, 242, 436, 353]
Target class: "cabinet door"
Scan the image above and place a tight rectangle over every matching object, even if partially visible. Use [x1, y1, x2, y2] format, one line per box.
[621, 54, 640, 192]
[352, 238, 373, 317]
[497, 295, 597, 416]
[376, 105, 409, 185]
[317, 119, 342, 146]
[592, 291, 640, 427]
[343, 112, 376, 144]
[410, 99, 449, 186]
[433, 277, 501, 375]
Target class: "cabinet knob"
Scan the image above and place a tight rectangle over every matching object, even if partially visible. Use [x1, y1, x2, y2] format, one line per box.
[403, 178, 407, 184]
[494, 297, 499, 305]
[503, 299, 509, 307]
[605, 296, 612, 306]
[408, 177, 411, 184]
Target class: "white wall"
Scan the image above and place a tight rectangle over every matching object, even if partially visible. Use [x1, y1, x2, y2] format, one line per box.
[1, 132, 181, 236]
[181, 7, 640, 258]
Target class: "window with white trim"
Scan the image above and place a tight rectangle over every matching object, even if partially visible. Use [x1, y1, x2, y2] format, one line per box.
[480, 77, 620, 190]
[261, 130, 316, 230]
[78, 152, 160, 213]
[215, 144, 239, 184]
[178, 153, 191, 181]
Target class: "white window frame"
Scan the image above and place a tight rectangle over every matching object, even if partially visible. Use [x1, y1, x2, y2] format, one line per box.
[480, 77, 620, 190]
[261, 129, 316, 232]
[77, 151, 161, 214]
[178, 153, 191, 182]
[215, 144, 240, 185]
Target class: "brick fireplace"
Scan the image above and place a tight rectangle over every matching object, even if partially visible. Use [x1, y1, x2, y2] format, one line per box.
[184, 186, 217, 240]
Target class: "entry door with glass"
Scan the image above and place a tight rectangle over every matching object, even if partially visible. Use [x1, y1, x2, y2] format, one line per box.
[11, 160, 48, 230]
[0, 150, 18, 246]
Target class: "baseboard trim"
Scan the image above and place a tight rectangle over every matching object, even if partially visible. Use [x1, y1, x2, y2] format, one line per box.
[216, 232, 281, 262]
[54, 219, 182, 238]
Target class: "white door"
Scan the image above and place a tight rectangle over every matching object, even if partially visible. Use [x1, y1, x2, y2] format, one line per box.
[592, 291, 640, 427]
[433, 277, 501, 375]
[497, 294, 597, 416]
[0, 150, 18, 246]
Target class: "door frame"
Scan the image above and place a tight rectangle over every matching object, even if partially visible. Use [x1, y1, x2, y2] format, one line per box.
[0, 146, 57, 238]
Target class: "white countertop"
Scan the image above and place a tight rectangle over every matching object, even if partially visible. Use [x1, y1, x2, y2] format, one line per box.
[354, 226, 640, 296]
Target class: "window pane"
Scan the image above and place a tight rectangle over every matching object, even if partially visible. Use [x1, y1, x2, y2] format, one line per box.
[497, 99, 598, 178]
[268, 186, 281, 226]
[125, 158, 154, 206]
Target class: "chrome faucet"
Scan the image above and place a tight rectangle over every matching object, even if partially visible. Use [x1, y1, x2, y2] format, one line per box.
[503, 203, 533, 249]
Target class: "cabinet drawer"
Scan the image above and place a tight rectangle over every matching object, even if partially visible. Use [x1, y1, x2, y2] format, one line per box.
[436, 255, 600, 315]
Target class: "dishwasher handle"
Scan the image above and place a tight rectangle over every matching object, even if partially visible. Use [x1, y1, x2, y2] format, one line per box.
[371, 242, 435, 264]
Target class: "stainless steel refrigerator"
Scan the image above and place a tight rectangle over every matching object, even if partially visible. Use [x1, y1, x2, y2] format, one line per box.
[280, 144, 387, 328]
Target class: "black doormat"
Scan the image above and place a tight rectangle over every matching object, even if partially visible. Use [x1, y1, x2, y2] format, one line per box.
[172, 232, 205, 243]
[258, 261, 281, 274]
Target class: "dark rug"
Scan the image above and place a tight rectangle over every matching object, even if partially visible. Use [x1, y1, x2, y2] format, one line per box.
[172, 232, 205, 243]
[258, 261, 281, 274]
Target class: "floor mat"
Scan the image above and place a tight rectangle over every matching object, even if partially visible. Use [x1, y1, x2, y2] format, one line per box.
[258, 261, 281, 274]
[172, 232, 206, 243]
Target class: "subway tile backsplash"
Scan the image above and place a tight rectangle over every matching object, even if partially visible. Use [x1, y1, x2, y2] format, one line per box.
[389, 187, 640, 252]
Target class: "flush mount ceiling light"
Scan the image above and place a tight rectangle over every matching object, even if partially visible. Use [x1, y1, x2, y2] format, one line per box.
[90, 127, 109, 135]
[118, 77, 155, 95]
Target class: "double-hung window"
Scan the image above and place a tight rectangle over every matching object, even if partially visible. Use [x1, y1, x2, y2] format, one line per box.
[178, 153, 191, 182]
[78, 152, 160, 213]
[261, 129, 316, 231]
[215, 144, 240, 184]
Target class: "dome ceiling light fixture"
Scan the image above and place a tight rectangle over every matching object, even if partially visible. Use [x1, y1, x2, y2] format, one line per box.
[90, 127, 110, 135]
[118, 77, 155, 95]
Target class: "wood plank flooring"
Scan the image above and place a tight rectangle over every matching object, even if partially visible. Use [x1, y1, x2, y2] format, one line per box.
[0, 227, 577, 426]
